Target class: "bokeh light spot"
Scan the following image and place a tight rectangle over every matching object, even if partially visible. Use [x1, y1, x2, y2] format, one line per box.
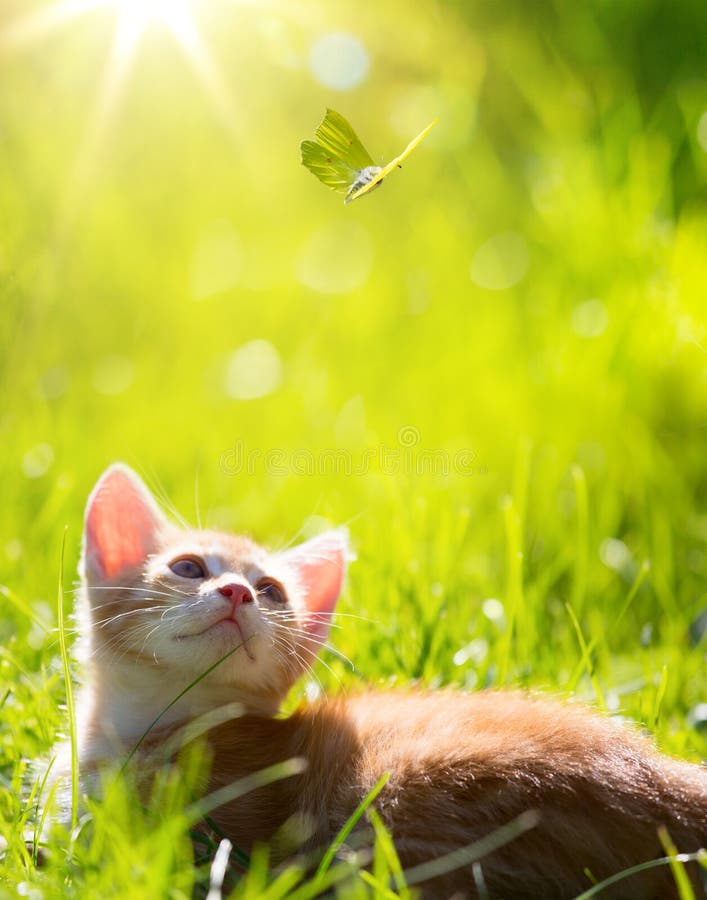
[224, 340, 282, 400]
[5, 539, 23, 562]
[22, 443, 54, 479]
[297, 221, 373, 294]
[93, 355, 134, 395]
[190, 220, 242, 301]
[39, 366, 70, 400]
[572, 299, 609, 338]
[687, 703, 707, 732]
[453, 637, 488, 667]
[310, 32, 369, 91]
[482, 598, 505, 622]
[470, 232, 529, 291]
[600, 538, 632, 572]
[305, 680, 321, 702]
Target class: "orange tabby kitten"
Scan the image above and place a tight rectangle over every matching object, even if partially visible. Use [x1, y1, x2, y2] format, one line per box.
[68, 464, 706, 898]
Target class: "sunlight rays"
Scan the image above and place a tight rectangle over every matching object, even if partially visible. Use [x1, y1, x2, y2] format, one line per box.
[167, 16, 240, 142]
[0, 0, 102, 53]
[56, 7, 141, 233]
[2, 0, 239, 233]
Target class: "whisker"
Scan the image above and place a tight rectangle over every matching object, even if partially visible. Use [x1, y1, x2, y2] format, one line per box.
[93, 606, 168, 628]
[321, 644, 356, 671]
[193, 464, 202, 530]
[270, 637, 328, 693]
[260, 612, 345, 632]
[270, 496, 324, 554]
[72, 586, 184, 601]
[134, 462, 193, 530]
[264, 608, 381, 627]
[270, 631, 344, 690]
[136, 621, 169, 656]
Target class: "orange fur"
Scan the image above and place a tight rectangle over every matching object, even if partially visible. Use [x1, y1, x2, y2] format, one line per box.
[190, 691, 707, 899]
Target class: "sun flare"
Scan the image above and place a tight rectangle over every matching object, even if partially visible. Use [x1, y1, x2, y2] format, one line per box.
[112, 0, 189, 24]
[0, 0, 199, 54]
[107, 0, 199, 51]
[2, 0, 238, 234]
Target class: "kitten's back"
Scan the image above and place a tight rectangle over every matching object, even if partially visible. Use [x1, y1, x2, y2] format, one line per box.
[202, 690, 707, 899]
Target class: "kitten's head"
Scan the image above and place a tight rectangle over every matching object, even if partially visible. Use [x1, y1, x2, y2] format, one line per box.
[80, 463, 350, 709]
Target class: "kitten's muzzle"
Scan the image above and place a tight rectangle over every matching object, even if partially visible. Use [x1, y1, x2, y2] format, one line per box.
[217, 583, 254, 609]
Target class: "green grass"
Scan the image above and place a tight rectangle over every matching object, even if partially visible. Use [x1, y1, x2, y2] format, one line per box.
[1, 0, 707, 896]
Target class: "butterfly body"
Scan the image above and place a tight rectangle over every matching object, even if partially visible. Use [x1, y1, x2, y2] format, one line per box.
[345, 165, 383, 204]
[301, 108, 436, 204]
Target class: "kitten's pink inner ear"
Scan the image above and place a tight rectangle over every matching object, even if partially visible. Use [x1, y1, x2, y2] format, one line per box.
[85, 465, 166, 580]
[282, 531, 350, 641]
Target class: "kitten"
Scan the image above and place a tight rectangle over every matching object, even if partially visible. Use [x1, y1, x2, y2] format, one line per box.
[66, 464, 706, 899]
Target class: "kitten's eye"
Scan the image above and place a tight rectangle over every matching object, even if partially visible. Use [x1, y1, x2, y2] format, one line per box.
[169, 557, 206, 579]
[256, 579, 287, 604]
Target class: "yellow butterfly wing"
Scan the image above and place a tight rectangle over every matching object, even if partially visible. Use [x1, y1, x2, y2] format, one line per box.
[301, 139, 358, 195]
[346, 118, 438, 203]
[315, 108, 376, 171]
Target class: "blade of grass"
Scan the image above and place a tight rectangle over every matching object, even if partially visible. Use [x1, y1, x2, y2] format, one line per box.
[499, 495, 524, 684]
[472, 860, 490, 899]
[32, 780, 59, 866]
[575, 852, 704, 899]
[512, 436, 532, 541]
[236, 843, 271, 895]
[205, 837, 232, 900]
[285, 854, 373, 900]
[313, 770, 390, 884]
[565, 601, 605, 709]
[401, 809, 540, 887]
[257, 865, 306, 900]
[658, 826, 696, 900]
[649, 664, 669, 731]
[566, 500, 649, 699]
[1, 583, 52, 634]
[202, 815, 251, 867]
[565, 637, 598, 696]
[184, 758, 307, 824]
[368, 806, 411, 898]
[570, 464, 589, 616]
[358, 869, 402, 899]
[56, 527, 78, 831]
[614, 559, 650, 629]
[32, 755, 56, 861]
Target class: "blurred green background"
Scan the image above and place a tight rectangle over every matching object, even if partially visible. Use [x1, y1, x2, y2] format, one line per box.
[1, 0, 707, 772]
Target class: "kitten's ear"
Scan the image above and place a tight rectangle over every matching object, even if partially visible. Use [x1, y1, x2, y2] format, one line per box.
[280, 530, 352, 641]
[83, 463, 168, 582]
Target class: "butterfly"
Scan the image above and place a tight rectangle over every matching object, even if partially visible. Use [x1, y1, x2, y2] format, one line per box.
[300, 108, 437, 205]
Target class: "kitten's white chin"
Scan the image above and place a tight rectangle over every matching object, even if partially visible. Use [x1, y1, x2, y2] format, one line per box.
[210, 620, 256, 659]
[176, 614, 257, 661]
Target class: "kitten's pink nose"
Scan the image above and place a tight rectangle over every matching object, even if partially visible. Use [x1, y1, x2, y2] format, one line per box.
[217, 583, 253, 607]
